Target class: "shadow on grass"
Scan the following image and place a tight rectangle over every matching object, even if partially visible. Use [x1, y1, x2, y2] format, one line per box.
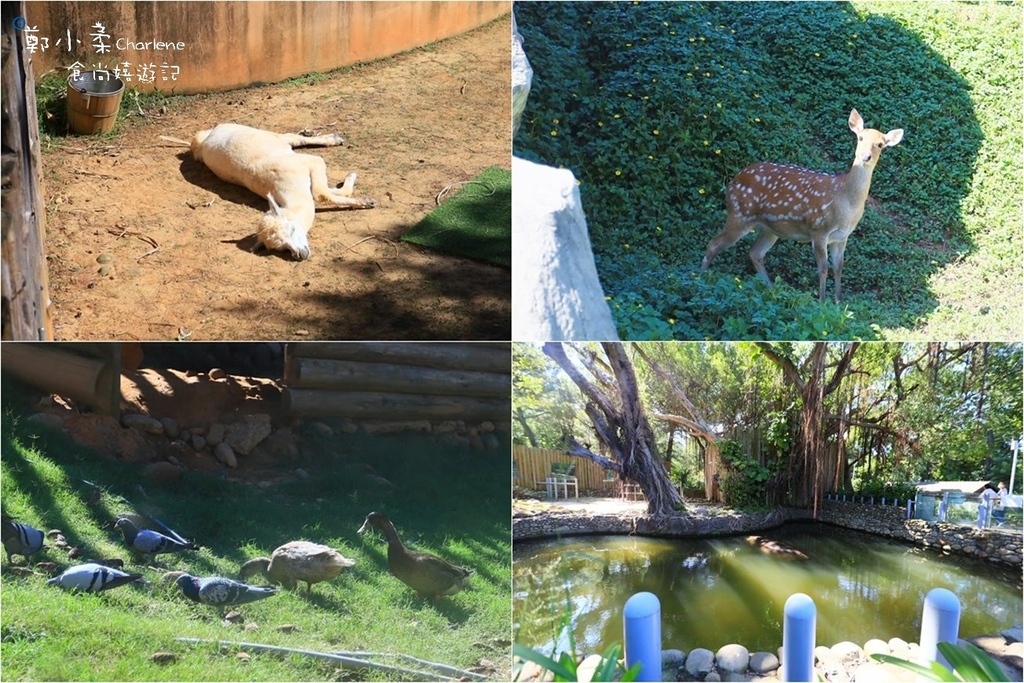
[1, 374, 510, 594]
[514, 1, 987, 338]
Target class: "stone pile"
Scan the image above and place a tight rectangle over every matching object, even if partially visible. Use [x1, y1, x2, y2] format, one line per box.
[819, 500, 1022, 568]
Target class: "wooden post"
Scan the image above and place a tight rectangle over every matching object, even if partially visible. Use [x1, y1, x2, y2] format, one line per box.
[1, 0, 54, 340]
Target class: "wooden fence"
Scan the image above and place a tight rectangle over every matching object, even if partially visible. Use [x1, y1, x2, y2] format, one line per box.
[513, 445, 617, 492]
[283, 342, 510, 422]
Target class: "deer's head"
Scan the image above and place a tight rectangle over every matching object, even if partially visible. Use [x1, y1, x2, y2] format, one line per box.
[850, 108, 903, 169]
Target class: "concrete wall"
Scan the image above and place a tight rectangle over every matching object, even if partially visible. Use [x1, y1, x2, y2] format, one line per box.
[23, 1, 508, 93]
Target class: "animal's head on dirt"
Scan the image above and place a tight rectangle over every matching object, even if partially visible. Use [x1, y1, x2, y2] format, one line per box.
[257, 210, 311, 260]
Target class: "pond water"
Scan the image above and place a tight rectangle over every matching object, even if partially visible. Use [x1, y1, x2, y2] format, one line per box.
[513, 523, 1022, 654]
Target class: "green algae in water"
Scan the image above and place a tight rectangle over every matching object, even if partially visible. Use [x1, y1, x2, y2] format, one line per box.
[513, 524, 1022, 654]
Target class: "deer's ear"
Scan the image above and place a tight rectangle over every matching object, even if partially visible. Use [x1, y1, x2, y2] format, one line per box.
[848, 109, 864, 132]
[885, 129, 904, 147]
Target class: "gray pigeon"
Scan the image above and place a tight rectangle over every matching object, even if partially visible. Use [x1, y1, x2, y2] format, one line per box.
[115, 518, 197, 559]
[47, 563, 144, 592]
[1, 517, 45, 564]
[176, 574, 279, 609]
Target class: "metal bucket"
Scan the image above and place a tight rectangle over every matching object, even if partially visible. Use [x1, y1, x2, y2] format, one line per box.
[66, 70, 125, 134]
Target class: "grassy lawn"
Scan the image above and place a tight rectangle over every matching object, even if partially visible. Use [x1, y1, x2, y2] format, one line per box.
[0, 383, 511, 680]
[514, 1, 1022, 340]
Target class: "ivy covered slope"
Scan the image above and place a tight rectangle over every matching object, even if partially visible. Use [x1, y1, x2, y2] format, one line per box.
[514, 2, 1022, 340]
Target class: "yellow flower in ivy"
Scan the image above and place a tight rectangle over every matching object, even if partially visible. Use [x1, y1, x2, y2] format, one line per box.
[615, 170, 622, 176]
[550, 130, 557, 136]
[699, 188, 706, 194]
[653, 129, 659, 135]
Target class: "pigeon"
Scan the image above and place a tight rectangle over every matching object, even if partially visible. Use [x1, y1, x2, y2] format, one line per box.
[115, 518, 197, 559]
[176, 574, 279, 609]
[47, 563, 144, 592]
[1, 517, 46, 564]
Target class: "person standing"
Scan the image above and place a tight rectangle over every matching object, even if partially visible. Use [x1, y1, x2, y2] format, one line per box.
[992, 481, 1008, 526]
[980, 484, 999, 528]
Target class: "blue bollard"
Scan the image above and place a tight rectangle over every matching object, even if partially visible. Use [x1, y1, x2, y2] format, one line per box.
[782, 593, 816, 682]
[920, 588, 961, 671]
[782, 593, 815, 683]
[623, 592, 661, 682]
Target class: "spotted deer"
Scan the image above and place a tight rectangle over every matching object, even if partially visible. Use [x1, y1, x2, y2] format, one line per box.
[700, 109, 903, 302]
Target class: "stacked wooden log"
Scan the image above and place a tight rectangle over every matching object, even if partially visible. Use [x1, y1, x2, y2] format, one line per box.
[283, 343, 510, 423]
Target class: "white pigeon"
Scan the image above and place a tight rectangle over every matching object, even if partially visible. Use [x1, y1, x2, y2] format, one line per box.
[47, 563, 144, 592]
[176, 574, 279, 609]
[1, 517, 46, 564]
[114, 518, 197, 559]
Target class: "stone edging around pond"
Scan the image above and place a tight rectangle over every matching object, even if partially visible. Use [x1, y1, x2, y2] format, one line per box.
[512, 501, 1022, 569]
[516, 633, 1024, 682]
[817, 499, 1022, 568]
[513, 505, 794, 541]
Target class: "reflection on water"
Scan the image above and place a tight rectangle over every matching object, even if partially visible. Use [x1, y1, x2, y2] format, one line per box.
[513, 523, 1023, 654]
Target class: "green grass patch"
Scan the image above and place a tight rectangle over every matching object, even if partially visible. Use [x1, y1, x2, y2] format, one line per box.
[515, 1, 1022, 340]
[0, 382, 511, 681]
[402, 166, 512, 268]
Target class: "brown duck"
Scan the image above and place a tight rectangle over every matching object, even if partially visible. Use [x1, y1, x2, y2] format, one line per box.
[358, 511, 472, 601]
[239, 541, 355, 593]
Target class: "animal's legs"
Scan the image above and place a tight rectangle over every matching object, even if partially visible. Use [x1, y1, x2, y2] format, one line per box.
[305, 156, 377, 209]
[276, 132, 345, 148]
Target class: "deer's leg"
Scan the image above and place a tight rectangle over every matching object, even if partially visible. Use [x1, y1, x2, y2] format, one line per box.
[811, 238, 830, 302]
[829, 239, 848, 302]
[702, 213, 754, 270]
[278, 132, 345, 148]
[749, 228, 780, 285]
[305, 156, 377, 209]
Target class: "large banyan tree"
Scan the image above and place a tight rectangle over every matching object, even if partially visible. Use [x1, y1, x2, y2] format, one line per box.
[542, 342, 685, 517]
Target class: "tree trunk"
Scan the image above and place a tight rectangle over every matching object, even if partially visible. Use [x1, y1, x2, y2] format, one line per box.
[543, 342, 685, 517]
[514, 405, 540, 448]
[756, 342, 859, 515]
[635, 345, 724, 502]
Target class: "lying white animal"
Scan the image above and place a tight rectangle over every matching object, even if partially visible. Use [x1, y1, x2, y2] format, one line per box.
[167, 123, 377, 260]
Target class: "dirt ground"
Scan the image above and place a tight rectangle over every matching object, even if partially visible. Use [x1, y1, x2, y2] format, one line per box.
[41, 16, 511, 341]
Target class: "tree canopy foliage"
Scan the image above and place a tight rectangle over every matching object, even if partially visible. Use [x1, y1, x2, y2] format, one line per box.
[513, 342, 1022, 510]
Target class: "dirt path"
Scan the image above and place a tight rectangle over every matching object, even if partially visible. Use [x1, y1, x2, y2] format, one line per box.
[42, 16, 511, 341]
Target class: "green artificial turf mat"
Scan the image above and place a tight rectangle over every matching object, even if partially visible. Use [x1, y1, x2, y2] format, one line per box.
[402, 166, 511, 267]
